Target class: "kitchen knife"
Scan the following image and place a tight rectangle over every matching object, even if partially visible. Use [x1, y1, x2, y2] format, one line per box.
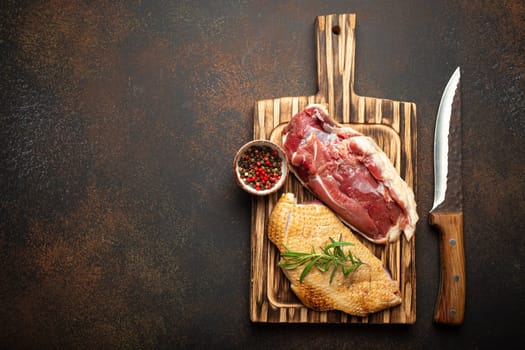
[429, 67, 465, 325]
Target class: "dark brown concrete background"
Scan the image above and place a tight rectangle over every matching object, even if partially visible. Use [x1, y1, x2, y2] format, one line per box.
[1, 1, 524, 348]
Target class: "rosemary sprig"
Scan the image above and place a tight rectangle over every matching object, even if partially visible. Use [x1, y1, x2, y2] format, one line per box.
[278, 235, 364, 284]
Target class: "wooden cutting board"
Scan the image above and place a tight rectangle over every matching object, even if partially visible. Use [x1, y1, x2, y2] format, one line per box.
[250, 13, 417, 324]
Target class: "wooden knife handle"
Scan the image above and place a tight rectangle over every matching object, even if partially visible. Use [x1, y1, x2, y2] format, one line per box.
[429, 212, 466, 325]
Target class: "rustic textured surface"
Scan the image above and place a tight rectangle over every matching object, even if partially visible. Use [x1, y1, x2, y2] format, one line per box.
[1, 0, 524, 348]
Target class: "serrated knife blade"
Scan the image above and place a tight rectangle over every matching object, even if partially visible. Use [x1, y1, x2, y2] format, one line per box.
[429, 67, 466, 325]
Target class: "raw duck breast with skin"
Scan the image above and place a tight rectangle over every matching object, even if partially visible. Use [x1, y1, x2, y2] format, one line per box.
[268, 193, 402, 316]
[282, 104, 418, 244]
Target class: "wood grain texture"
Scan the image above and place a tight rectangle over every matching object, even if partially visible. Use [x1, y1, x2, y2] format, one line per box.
[250, 13, 417, 324]
[429, 212, 465, 325]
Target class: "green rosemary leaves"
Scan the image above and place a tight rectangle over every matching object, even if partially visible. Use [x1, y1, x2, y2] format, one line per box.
[278, 235, 364, 284]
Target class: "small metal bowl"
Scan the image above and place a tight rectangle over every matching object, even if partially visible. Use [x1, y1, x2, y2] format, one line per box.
[233, 139, 288, 196]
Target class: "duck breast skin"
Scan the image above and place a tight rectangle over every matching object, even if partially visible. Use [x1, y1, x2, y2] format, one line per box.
[282, 104, 418, 244]
[268, 193, 402, 316]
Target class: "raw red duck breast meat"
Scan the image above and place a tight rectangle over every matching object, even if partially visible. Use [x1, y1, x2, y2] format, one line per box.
[281, 104, 418, 244]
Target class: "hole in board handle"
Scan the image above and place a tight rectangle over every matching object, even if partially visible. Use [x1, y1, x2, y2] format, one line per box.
[332, 25, 341, 35]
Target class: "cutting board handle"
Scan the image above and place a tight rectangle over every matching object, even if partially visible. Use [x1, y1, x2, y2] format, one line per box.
[315, 14, 357, 122]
